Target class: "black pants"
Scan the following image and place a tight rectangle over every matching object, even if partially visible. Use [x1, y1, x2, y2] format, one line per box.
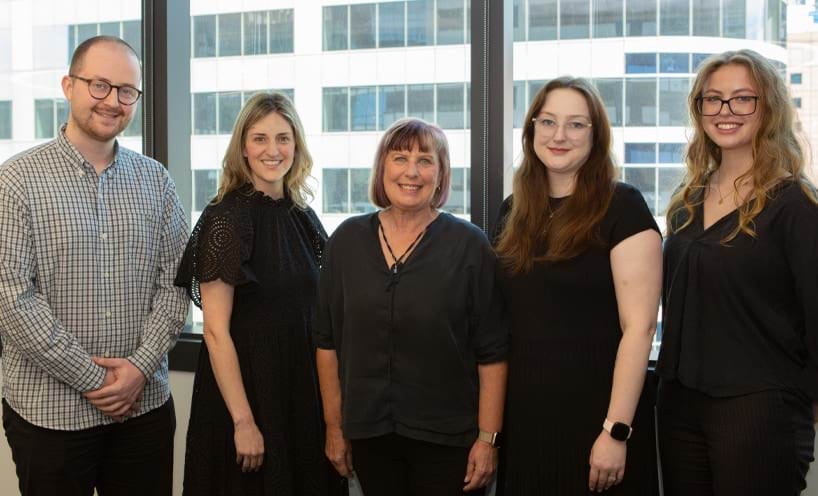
[351, 433, 486, 496]
[657, 380, 814, 496]
[3, 397, 176, 496]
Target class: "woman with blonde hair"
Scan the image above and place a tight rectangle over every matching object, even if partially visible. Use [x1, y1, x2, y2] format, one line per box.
[657, 49, 818, 495]
[494, 77, 661, 494]
[175, 92, 344, 495]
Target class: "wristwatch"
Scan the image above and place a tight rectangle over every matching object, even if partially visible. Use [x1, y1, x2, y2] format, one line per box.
[602, 419, 632, 441]
[477, 429, 502, 448]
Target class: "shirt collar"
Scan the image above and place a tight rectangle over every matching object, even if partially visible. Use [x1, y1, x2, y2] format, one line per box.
[57, 124, 122, 174]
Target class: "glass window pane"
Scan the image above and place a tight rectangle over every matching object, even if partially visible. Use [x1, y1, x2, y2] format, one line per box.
[594, 78, 623, 127]
[791, 73, 802, 85]
[528, 0, 557, 40]
[379, 2, 405, 48]
[625, 78, 656, 126]
[444, 167, 465, 214]
[379, 85, 406, 130]
[193, 169, 219, 212]
[193, 92, 217, 135]
[122, 20, 141, 59]
[219, 92, 242, 135]
[659, 53, 689, 73]
[660, 0, 689, 35]
[437, 83, 464, 129]
[218, 13, 241, 56]
[692, 0, 719, 36]
[100, 22, 119, 37]
[193, 15, 216, 58]
[513, 80, 527, 128]
[514, 0, 527, 41]
[626, 0, 657, 36]
[659, 143, 685, 163]
[625, 143, 656, 163]
[77, 23, 97, 46]
[323, 169, 349, 213]
[350, 4, 376, 49]
[56, 99, 69, 130]
[528, 80, 548, 102]
[624, 167, 657, 214]
[270, 9, 294, 53]
[560, 0, 590, 39]
[659, 78, 689, 126]
[407, 0, 434, 46]
[34, 99, 54, 139]
[350, 168, 374, 213]
[323, 87, 349, 132]
[723, 0, 746, 38]
[123, 100, 142, 137]
[594, 0, 623, 38]
[0, 101, 11, 139]
[692, 53, 712, 71]
[243, 11, 267, 56]
[323, 5, 349, 51]
[437, 0, 464, 45]
[350, 86, 377, 131]
[626, 53, 656, 73]
[658, 167, 686, 213]
[67, 25, 76, 64]
[407, 84, 434, 121]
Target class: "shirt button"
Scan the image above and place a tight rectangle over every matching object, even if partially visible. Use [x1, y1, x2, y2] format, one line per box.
[103, 351, 111, 358]
[105, 311, 112, 318]
[100, 233, 107, 240]
[103, 272, 110, 278]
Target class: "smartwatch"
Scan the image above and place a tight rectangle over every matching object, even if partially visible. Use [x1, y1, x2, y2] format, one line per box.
[477, 429, 502, 448]
[602, 419, 632, 441]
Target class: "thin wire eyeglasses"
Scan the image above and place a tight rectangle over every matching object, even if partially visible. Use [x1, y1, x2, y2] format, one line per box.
[696, 95, 758, 116]
[69, 75, 142, 106]
[530, 117, 593, 140]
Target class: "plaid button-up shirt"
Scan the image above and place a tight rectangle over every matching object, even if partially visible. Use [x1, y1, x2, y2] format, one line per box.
[0, 126, 190, 430]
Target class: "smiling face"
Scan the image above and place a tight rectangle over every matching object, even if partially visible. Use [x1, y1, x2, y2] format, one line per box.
[62, 41, 141, 143]
[532, 88, 593, 184]
[242, 111, 295, 199]
[700, 63, 761, 156]
[382, 144, 441, 213]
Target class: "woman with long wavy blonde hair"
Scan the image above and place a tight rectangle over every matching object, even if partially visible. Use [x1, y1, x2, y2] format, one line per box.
[656, 49, 818, 495]
[175, 92, 345, 495]
[494, 77, 662, 495]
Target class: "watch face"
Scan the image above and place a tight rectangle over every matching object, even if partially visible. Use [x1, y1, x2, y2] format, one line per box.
[610, 422, 631, 441]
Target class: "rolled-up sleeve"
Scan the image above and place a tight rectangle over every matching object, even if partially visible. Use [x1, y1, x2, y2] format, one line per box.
[469, 236, 509, 364]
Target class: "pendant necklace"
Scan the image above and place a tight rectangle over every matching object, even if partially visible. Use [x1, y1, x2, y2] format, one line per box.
[379, 220, 428, 274]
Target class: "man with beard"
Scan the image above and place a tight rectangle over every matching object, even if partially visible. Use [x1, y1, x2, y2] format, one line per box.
[0, 36, 189, 496]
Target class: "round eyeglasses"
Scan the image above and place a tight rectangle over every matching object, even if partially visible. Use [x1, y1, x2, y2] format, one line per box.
[69, 75, 142, 106]
[696, 95, 758, 116]
[531, 117, 593, 140]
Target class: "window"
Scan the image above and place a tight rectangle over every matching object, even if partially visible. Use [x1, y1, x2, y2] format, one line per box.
[560, 0, 590, 39]
[723, 0, 746, 38]
[513, 81, 527, 128]
[793, 97, 802, 109]
[529, 0, 558, 40]
[34, 99, 67, 140]
[243, 11, 267, 56]
[594, 78, 623, 126]
[445, 167, 470, 214]
[193, 92, 217, 135]
[660, 53, 690, 73]
[193, 15, 217, 57]
[379, 85, 406, 130]
[659, 78, 689, 126]
[692, 0, 719, 37]
[122, 20, 141, 58]
[350, 86, 377, 131]
[437, 83, 465, 129]
[625, 79, 657, 126]
[407, 0, 435, 46]
[350, 169, 373, 213]
[437, 0, 465, 45]
[658, 167, 686, 213]
[625, 143, 656, 164]
[270, 9, 295, 53]
[193, 169, 219, 212]
[791, 73, 803, 85]
[626, 0, 657, 36]
[218, 92, 242, 135]
[379, 2, 406, 48]
[692, 53, 712, 70]
[122, 101, 142, 138]
[514, 0, 527, 41]
[660, 0, 689, 35]
[323, 87, 349, 132]
[350, 4, 376, 49]
[624, 167, 657, 214]
[323, 5, 349, 51]
[0, 101, 11, 140]
[323, 168, 349, 213]
[626, 53, 657, 73]
[659, 143, 685, 163]
[594, 0, 623, 38]
[218, 13, 242, 57]
[407, 84, 434, 121]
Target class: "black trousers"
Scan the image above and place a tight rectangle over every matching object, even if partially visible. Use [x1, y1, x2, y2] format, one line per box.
[657, 380, 814, 496]
[3, 397, 175, 496]
[351, 433, 486, 496]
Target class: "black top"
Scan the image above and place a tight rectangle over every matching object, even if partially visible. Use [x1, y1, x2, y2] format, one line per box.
[496, 182, 660, 495]
[313, 211, 508, 448]
[657, 180, 818, 401]
[174, 186, 343, 495]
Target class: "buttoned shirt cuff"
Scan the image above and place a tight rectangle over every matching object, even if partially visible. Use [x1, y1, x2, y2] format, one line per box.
[127, 346, 162, 381]
[75, 361, 108, 393]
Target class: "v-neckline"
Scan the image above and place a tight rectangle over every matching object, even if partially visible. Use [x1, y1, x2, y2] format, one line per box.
[372, 211, 441, 274]
[699, 179, 793, 234]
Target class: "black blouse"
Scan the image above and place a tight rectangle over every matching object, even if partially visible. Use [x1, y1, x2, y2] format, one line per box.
[657, 180, 818, 400]
[313, 212, 508, 448]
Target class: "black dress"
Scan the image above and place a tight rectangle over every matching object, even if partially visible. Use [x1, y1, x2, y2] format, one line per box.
[174, 185, 344, 496]
[496, 183, 660, 495]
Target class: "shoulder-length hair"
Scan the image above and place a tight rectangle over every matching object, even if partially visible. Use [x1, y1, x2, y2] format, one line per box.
[369, 117, 451, 209]
[215, 92, 314, 208]
[495, 76, 616, 274]
[666, 49, 816, 239]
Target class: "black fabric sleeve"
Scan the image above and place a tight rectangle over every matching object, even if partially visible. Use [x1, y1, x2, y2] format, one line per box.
[173, 203, 256, 308]
[783, 187, 818, 400]
[491, 196, 513, 246]
[313, 225, 341, 350]
[467, 231, 509, 364]
[607, 183, 661, 248]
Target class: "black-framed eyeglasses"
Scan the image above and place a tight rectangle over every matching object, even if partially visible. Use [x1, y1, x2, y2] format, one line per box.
[696, 95, 759, 116]
[69, 75, 142, 106]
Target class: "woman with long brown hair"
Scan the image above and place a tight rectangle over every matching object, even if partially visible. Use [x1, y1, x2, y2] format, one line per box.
[175, 92, 344, 495]
[495, 77, 662, 495]
[657, 49, 818, 495]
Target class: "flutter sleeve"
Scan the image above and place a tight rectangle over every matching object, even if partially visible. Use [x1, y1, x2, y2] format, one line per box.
[174, 200, 256, 308]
